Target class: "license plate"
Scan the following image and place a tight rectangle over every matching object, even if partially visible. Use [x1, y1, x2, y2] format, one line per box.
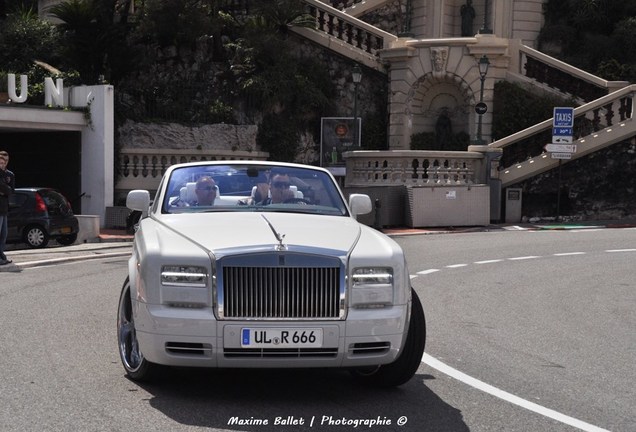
[241, 328, 323, 348]
[60, 227, 71, 234]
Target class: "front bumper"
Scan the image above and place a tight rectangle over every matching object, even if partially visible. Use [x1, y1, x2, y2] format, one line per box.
[133, 300, 408, 369]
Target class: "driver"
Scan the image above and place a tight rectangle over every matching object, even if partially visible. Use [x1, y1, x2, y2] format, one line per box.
[257, 173, 294, 205]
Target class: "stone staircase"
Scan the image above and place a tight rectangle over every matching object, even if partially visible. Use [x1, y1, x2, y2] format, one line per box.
[295, 0, 635, 188]
[493, 85, 636, 187]
[294, 0, 395, 71]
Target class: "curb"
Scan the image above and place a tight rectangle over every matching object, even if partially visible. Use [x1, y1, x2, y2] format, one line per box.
[11, 251, 132, 270]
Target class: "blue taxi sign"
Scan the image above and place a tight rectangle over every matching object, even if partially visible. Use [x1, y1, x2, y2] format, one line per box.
[553, 107, 574, 128]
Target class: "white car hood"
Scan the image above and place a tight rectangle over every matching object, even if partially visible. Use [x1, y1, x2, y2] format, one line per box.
[155, 212, 361, 255]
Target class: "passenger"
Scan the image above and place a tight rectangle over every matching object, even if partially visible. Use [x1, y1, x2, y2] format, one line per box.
[192, 176, 217, 206]
[250, 172, 270, 204]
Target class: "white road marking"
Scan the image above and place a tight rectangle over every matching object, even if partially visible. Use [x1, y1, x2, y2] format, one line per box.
[553, 252, 586, 256]
[417, 269, 440, 275]
[474, 259, 504, 264]
[414, 247, 634, 430]
[508, 256, 540, 261]
[421, 353, 610, 432]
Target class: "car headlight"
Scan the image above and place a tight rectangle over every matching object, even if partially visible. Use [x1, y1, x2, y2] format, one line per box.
[351, 267, 393, 307]
[161, 265, 208, 287]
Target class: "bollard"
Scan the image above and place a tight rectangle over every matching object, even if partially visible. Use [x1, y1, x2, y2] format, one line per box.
[373, 199, 382, 230]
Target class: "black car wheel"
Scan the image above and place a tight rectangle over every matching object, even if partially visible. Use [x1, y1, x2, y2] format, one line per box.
[350, 288, 426, 387]
[117, 277, 159, 381]
[56, 233, 78, 246]
[24, 225, 50, 248]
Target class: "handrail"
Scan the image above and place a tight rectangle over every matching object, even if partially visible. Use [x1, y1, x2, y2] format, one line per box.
[509, 40, 629, 102]
[490, 85, 636, 170]
[301, 0, 397, 58]
[344, 150, 487, 187]
[491, 85, 636, 149]
[115, 148, 268, 191]
[334, 0, 391, 17]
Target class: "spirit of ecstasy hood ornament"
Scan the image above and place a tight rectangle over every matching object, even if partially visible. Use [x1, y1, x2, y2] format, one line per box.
[261, 214, 287, 251]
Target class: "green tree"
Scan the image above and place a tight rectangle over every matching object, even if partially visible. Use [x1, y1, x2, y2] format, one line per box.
[227, 0, 333, 161]
[49, 0, 135, 84]
[0, 4, 59, 73]
[540, 0, 636, 79]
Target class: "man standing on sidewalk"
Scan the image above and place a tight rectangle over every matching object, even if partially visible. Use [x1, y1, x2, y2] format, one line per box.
[0, 151, 16, 265]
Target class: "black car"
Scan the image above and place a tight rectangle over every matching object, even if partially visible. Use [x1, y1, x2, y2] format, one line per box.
[7, 188, 79, 248]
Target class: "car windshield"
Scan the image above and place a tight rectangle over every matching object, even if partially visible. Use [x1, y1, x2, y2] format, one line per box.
[161, 164, 348, 216]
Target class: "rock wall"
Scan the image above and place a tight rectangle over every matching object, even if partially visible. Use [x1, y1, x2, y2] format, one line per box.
[117, 120, 258, 152]
[518, 140, 636, 220]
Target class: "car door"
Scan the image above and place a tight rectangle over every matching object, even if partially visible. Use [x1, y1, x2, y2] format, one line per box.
[7, 192, 30, 242]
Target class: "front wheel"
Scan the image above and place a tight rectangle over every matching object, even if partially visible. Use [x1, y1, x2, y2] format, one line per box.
[117, 277, 158, 381]
[350, 288, 426, 387]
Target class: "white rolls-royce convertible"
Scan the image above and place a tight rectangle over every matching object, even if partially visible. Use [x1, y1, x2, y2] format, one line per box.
[117, 161, 425, 387]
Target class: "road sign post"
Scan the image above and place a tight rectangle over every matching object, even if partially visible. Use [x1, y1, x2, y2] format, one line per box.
[550, 107, 574, 221]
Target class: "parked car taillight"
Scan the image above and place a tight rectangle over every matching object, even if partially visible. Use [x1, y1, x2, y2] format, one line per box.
[34, 193, 47, 214]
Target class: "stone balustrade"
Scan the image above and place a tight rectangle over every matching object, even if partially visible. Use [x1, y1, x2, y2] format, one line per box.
[343, 150, 487, 187]
[302, 0, 397, 58]
[115, 148, 268, 192]
[492, 84, 636, 170]
[508, 40, 629, 102]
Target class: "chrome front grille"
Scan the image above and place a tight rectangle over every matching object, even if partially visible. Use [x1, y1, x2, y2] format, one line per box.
[221, 266, 342, 319]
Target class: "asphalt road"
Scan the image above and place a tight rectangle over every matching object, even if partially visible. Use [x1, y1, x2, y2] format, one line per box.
[400, 227, 636, 432]
[0, 227, 633, 431]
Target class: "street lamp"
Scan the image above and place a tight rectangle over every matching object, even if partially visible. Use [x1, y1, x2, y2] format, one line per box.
[479, 0, 492, 34]
[475, 55, 490, 145]
[352, 64, 362, 147]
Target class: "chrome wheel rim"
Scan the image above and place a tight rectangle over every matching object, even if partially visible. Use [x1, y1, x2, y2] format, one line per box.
[118, 284, 144, 372]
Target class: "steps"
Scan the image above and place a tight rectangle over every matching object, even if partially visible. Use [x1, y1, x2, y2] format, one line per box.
[493, 85, 636, 187]
[297, 2, 636, 187]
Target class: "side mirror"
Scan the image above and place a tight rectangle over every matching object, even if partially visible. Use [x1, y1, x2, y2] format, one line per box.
[126, 190, 151, 217]
[348, 194, 372, 219]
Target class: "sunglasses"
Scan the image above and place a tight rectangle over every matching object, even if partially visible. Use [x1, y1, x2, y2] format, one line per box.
[272, 182, 290, 189]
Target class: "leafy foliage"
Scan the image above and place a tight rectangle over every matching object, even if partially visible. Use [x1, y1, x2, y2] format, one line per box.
[0, 6, 59, 73]
[257, 112, 301, 162]
[49, 0, 136, 84]
[540, 0, 636, 81]
[492, 81, 574, 141]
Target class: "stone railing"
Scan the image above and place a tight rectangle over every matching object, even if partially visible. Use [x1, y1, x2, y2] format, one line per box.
[324, 0, 363, 9]
[295, 0, 397, 71]
[508, 40, 629, 103]
[343, 150, 488, 187]
[491, 84, 636, 187]
[324, 0, 388, 16]
[115, 148, 269, 191]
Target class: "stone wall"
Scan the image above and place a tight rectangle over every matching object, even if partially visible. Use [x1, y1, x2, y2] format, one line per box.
[117, 120, 258, 153]
[517, 140, 636, 220]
